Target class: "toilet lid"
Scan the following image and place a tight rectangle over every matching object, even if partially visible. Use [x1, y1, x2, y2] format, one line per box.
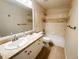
[42, 36, 50, 42]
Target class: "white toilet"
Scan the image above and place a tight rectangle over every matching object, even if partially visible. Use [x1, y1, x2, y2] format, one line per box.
[42, 34, 65, 48]
[42, 36, 51, 47]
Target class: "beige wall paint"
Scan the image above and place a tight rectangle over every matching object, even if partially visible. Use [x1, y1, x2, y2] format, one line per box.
[32, 0, 45, 32]
[0, 0, 32, 36]
[46, 8, 69, 20]
[65, 0, 78, 59]
[45, 8, 69, 37]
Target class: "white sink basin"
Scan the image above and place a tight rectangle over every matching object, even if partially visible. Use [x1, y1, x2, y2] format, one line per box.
[5, 37, 29, 50]
[5, 42, 19, 50]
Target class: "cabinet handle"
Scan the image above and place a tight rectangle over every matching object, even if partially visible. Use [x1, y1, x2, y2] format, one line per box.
[39, 40, 41, 41]
[25, 51, 27, 53]
[38, 43, 40, 45]
[30, 51, 32, 53]
[28, 53, 30, 55]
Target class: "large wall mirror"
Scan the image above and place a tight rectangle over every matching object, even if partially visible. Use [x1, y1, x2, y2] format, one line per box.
[0, 0, 33, 37]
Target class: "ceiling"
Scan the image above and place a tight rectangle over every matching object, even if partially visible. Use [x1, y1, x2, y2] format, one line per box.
[36, 0, 72, 9]
[2, 0, 32, 10]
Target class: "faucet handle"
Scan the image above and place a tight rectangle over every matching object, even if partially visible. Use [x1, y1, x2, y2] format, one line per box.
[12, 35, 18, 41]
[14, 35, 18, 40]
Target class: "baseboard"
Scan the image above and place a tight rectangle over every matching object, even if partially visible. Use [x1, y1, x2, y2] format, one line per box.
[64, 48, 67, 59]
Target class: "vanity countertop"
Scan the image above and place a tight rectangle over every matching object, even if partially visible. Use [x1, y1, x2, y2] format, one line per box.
[0, 32, 43, 59]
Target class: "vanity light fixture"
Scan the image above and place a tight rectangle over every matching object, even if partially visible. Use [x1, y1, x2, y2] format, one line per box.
[16, 0, 32, 8]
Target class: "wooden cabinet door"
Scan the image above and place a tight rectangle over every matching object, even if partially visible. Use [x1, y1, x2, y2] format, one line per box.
[13, 51, 27, 59]
[13, 48, 29, 59]
[35, 39, 44, 56]
[29, 41, 38, 59]
[24, 48, 30, 59]
[29, 39, 44, 59]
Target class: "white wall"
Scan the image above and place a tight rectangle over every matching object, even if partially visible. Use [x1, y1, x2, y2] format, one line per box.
[0, 0, 32, 36]
[65, 0, 78, 59]
[32, 0, 45, 32]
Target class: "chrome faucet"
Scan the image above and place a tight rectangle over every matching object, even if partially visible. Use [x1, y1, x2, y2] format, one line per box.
[12, 35, 18, 41]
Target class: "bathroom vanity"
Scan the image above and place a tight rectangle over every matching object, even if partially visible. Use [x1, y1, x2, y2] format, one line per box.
[12, 38, 43, 59]
[0, 32, 44, 59]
